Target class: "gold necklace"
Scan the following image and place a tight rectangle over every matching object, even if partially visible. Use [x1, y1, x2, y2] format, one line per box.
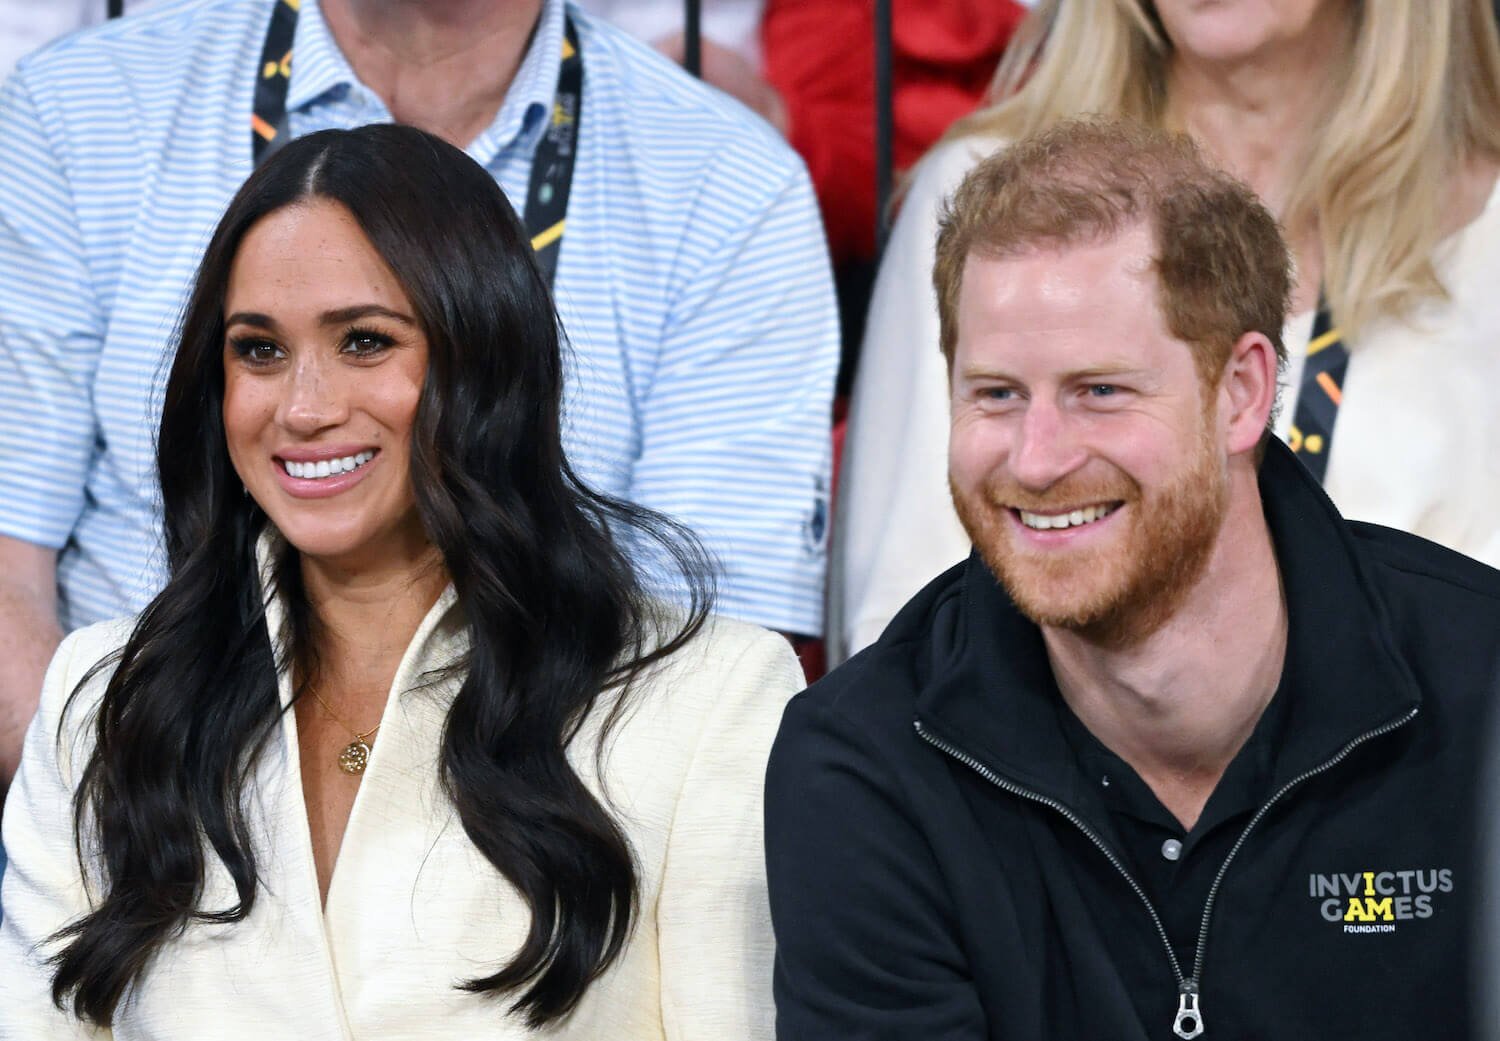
[307, 686, 381, 775]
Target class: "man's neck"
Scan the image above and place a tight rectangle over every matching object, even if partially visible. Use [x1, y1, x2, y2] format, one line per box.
[1044, 468, 1288, 830]
[320, 0, 546, 148]
[1165, 9, 1352, 217]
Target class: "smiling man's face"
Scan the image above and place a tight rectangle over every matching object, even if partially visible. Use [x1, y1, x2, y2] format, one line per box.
[947, 222, 1231, 646]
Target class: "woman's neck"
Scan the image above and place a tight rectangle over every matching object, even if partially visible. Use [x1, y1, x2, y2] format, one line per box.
[320, 0, 546, 147]
[1165, 14, 1351, 215]
[299, 538, 449, 696]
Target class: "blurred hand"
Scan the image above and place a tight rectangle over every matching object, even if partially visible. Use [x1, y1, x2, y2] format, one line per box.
[654, 31, 789, 135]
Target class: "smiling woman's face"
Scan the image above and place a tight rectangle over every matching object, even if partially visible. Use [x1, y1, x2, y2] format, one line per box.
[221, 199, 430, 569]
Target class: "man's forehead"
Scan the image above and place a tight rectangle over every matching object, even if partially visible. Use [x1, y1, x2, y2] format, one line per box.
[947, 225, 1204, 385]
[957, 229, 1162, 333]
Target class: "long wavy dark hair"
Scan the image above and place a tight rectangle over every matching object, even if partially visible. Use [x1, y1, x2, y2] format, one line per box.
[50, 124, 713, 1027]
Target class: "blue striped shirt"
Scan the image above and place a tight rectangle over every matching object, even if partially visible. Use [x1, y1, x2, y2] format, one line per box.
[0, 0, 838, 634]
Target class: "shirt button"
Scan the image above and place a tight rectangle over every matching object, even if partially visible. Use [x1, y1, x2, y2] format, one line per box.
[1161, 839, 1183, 862]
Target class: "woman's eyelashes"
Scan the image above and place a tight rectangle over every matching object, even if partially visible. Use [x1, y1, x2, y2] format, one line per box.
[227, 335, 284, 366]
[226, 326, 399, 366]
[340, 325, 397, 358]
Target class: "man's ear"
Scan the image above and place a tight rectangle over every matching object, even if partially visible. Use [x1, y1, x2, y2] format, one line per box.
[1220, 331, 1279, 456]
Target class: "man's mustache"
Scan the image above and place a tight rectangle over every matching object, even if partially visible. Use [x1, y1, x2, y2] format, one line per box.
[977, 472, 1140, 514]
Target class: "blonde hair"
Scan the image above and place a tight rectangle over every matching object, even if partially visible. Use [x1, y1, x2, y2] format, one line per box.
[948, 0, 1500, 339]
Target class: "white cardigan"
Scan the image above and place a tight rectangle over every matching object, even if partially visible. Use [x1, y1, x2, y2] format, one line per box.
[830, 134, 1500, 662]
[0, 572, 803, 1039]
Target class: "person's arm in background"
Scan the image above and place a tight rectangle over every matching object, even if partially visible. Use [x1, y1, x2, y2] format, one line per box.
[0, 538, 60, 791]
[0, 72, 108, 790]
[627, 145, 839, 640]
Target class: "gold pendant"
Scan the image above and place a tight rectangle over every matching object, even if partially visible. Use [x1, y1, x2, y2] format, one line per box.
[338, 738, 371, 774]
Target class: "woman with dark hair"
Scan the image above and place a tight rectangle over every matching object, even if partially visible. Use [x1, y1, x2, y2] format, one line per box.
[0, 124, 800, 1039]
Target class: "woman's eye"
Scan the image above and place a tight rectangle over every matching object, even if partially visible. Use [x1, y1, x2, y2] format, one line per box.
[343, 328, 396, 357]
[229, 337, 283, 365]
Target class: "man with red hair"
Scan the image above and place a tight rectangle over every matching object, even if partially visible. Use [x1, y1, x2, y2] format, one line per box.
[766, 118, 1500, 1041]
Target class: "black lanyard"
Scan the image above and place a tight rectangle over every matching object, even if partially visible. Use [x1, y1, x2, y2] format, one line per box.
[250, 1, 582, 287]
[1287, 295, 1347, 484]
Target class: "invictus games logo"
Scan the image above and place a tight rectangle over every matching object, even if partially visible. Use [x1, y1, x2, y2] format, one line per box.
[1309, 869, 1454, 933]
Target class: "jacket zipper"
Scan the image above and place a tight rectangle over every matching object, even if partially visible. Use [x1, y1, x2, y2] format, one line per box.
[915, 706, 1417, 1039]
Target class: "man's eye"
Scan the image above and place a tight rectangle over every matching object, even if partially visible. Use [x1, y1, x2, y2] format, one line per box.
[982, 387, 1015, 401]
[1088, 384, 1119, 397]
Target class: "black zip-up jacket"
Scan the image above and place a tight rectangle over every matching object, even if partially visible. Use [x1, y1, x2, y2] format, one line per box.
[766, 441, 1500, 1040]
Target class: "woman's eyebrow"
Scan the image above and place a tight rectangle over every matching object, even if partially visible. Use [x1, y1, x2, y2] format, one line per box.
[319, 304, 417, 327]
[224, 310, 277, 330]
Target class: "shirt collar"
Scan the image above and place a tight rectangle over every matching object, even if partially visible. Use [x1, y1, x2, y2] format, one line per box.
[466, 0, 567, 163]
[285, 0, 358, 113]
[286, 0, 566, 162]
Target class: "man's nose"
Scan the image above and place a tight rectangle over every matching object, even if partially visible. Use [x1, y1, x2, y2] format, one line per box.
[1008, 399, 1087, 491]
[275, 355, 349, 435]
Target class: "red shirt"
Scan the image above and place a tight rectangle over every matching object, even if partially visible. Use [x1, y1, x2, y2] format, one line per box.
[763, 0, 1026, 264]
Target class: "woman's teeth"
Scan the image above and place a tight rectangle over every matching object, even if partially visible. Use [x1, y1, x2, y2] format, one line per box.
[282, 451, 374, 480]
[1018, 503, 1118, 530]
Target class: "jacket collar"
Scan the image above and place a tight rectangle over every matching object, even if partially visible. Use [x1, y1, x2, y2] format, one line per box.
[914, 438, 1422, 806]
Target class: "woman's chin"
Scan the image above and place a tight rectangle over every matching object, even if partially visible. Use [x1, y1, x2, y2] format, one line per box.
[267, 517, 373, 565]
[268, 510, 434, 574]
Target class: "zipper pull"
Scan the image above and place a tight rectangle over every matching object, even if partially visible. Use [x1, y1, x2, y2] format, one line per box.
[1173, 980, 1204, 1038]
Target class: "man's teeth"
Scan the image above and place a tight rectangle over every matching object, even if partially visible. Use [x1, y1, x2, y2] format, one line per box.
[282, 451, 374, 480]
[1018, 503, 1117, 530]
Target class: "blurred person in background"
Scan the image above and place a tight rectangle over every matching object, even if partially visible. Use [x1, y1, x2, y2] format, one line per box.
[575, 0, 787, 130]
[763, 0, 1029, 275]
[831, 0, 1500, 663]
[763, 0, 1027, 392]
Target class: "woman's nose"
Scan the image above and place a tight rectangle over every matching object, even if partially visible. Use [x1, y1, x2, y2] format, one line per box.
[274, 354, 350, 435]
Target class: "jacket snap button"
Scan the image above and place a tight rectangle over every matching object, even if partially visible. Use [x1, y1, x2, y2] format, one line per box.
[1161, 838, 1183, 862]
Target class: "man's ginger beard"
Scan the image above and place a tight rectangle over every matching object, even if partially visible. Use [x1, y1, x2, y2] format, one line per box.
[951, 402, 1229, 649]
